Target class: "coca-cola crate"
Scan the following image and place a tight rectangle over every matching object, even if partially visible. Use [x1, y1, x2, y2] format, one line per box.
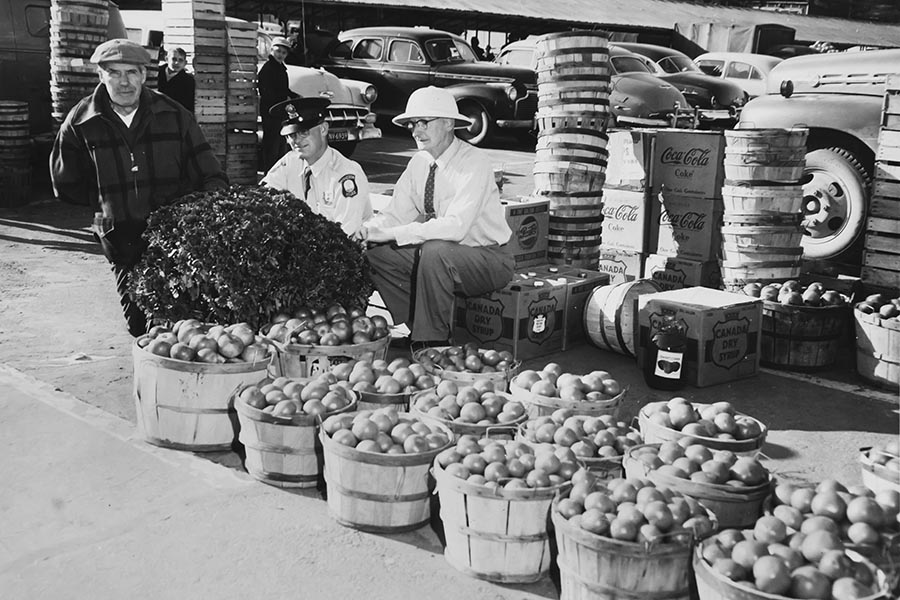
[651, 129, 726, 199]
[649, 190, 723, 261]
[600, 187, 650, 252]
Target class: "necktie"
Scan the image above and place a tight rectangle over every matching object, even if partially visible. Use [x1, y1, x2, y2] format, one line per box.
[303, 167, 312, 199]
[423, 162, 437, 220]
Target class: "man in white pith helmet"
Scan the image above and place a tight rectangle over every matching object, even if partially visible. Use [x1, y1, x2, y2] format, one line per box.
[357, 86, 514, 346]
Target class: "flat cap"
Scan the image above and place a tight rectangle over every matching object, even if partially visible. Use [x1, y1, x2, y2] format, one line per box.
[271, 37, 292, 50]
[271, 97, 331, 136]
[90, 38, 152, 66]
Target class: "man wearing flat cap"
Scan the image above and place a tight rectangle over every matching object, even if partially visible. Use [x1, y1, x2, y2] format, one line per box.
[358, 86, 514, 346]
[258, 37, 298, 171]
[261, 97, 372, 236]
[50, 38, 228, 337]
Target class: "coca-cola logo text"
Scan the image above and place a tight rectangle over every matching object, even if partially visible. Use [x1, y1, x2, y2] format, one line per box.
[660, 147, 711, 167]
[658, 210, 707, 231]
[601, 204, 639, 222]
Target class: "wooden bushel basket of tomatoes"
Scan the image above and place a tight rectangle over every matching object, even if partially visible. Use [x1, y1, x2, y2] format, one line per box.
[509, 363, 626, 420]
[412, 344, 519, 392]
[410, 380, 528, 440]
[262, 305, 392, 379]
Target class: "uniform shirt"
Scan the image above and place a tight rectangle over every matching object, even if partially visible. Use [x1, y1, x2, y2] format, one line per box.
[261, 146, 373, 236]
[367, 137, 511, 248]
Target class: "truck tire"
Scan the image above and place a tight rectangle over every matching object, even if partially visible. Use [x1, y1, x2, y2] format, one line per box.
[801, 148, 869, 261]
[456, 101, 493, 147]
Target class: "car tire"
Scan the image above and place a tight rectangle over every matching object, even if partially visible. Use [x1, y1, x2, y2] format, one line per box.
[332, 141, 358, 158]
[456, 101, 493, 147]
[800, 148, 870, 262]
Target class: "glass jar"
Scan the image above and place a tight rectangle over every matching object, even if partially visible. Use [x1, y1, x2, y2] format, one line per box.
[643, 314, 686, 390]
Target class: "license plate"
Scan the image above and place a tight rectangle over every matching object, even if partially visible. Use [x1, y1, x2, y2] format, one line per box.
[329, 130, 350, 142]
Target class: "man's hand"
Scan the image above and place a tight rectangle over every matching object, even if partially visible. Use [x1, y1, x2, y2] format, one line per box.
[363, 224, 394, 244]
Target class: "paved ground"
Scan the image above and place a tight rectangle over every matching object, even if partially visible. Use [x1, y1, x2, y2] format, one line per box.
[0, 145, 897, 598]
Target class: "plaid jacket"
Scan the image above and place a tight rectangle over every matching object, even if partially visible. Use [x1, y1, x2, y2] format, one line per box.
[50, 84, 228, 224]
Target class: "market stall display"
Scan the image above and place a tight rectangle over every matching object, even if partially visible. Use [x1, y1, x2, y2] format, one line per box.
[411, 382, 527, 439]
[509, 364, 625, 419]
[412, 344, 518, 392]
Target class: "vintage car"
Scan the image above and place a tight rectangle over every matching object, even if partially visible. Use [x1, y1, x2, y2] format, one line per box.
[257, 29, 380, 156]
[317, 26, 537, 146]
[613, 42, 747, 123]
[740, 48, 900, 264]
[495, 38, 688, 128]
[695, 52, 783, 99]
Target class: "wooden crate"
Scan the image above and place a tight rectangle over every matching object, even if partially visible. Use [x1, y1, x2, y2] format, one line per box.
[161, 0, 224, 19]
[862, 217, 900, 292]
[878, 129, 900, 163]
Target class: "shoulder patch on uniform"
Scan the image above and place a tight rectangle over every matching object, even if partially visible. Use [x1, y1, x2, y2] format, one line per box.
[339, 174, 358, 198]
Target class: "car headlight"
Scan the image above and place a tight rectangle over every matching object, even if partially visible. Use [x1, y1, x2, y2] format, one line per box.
[506, 85, 519, 102]
[363, 85, 378, 103]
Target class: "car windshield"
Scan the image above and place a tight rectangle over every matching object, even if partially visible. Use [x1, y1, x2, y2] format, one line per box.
[611, 55, 653, 74]
[697, 60, 724, 77]
[425, 38, 476, 63]
[657, 55, 700, 74]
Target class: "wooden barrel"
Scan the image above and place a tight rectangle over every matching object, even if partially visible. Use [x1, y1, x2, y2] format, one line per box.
[722, 127, 808, 185]
[721, 183, 804, 215]
[724, 127, 809, 151]
[271, 335, 390, 379]
[637, 404, 767, 455]
[320, 415, 451, 532]
[694, 543, 890, 600]
[0, 165, 33, 209]
[584, 280, 662, 356]
[0, 101, 31, 164]
[508, 380, 625, 419]
[553, 498, 694, 600]
[131, 340, 271, 451]
[854, 308, 900, 390]
[760, 301, 849, 370]
[234, 385, 356, 488]
[623, 445, 772, 528]
[533, 159, 606, 194]
[434, 460, 565, 583]
[548, 211, 604, 267]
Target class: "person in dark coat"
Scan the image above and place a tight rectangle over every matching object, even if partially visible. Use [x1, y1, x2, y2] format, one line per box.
[157, 46, 195, 113]
[50, 39, 228, 337]
[257, 37, 297, 171]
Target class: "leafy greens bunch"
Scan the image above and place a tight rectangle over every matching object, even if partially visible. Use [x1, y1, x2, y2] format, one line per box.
[128, 185, 374, 329]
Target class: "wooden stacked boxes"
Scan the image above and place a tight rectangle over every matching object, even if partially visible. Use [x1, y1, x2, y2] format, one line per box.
[49, 0, 110, 127]
[0, 101, 33, 207]
[532, 31, 610, 268]
[225, 18, 259, 184]
[864, 74, 900, 291]
[163, 0, 227, 161]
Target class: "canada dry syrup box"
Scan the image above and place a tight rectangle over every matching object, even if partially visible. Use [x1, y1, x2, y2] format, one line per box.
[503, 198, 550, 268]
[596, 245, 645, 285]
[644, 254, 722, 291]
[636, 287, 762, 387]
[648, 191, 723, 260]
[604, 129, 655, 191]
[530, 265, 610, 350]
[453, 275, 565, 361]
[651, 129, 726, 198]
[600, 187, 651, 252]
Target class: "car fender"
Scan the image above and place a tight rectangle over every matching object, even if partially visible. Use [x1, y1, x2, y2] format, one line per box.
[740, 94, 881, 154]
[444, 83, 511, 115]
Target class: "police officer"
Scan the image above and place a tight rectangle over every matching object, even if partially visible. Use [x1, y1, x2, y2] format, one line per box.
[261, 97, 372, 237]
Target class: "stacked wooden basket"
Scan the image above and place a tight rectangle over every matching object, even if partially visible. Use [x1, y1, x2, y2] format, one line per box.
[532, 30, 610, 268]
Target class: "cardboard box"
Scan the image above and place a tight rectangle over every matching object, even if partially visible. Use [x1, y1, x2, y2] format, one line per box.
[605, 129, 654, 191]
[651, 129, 725, 198]
[600, 187, 651, 252]
[644, 254, 721, 291]
[597, 245, 645, 285]
[649, 191, 723, 260]
[636, 287, 762, 387]
[453, 275, 566, 361]
[503, 198, 550, 268]
[531, 266, 610, 350]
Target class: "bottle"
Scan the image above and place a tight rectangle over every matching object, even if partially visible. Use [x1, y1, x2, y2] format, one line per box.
[643, 314, 686, 390]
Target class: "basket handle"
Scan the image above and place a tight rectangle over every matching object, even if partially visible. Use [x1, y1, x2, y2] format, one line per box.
[483, 425, 519, 440]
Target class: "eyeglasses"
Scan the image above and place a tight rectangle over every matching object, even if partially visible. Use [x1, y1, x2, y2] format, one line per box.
[405, 118, 438, 131]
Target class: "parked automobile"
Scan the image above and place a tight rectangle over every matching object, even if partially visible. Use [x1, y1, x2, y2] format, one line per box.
[695, 52, 783, 98]
[495, 38, 688, 127]
[740, 48, 900, 265]
[612, 42, 747, 123]
[257, 29, 380, 156]
[316, 26, 537, 146]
